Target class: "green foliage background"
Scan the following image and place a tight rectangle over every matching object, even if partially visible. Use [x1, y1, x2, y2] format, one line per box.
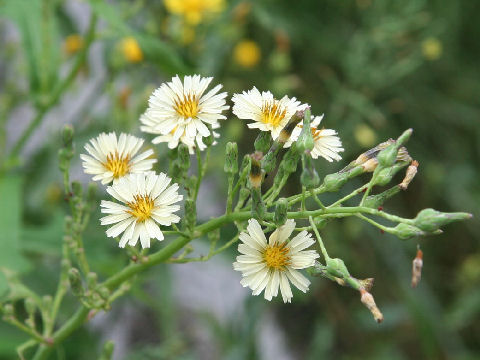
[0, 0, 478, 358]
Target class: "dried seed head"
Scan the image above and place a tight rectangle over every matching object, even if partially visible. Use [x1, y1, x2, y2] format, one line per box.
[360, 289, 384, 323]
[411, 247, 423, 288]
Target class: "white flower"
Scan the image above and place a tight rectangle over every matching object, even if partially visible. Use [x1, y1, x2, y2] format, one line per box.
[232, 87, 304, 140]
[233, 219, 319, 303]
[81, 132, 156, 185]
[140, 75, 228, 149]
[140, 112, 220, 154]
[100, 172, 183, 249]
[285, 115, 344, 162]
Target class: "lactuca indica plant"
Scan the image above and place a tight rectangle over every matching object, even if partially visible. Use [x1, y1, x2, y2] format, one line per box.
[0, 75, 472, 359]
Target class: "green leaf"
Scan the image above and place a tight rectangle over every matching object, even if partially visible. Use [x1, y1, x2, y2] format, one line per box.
[0, 176, 30, 297]
[1, 0, 60, 96]
[88, 0, 188, 75]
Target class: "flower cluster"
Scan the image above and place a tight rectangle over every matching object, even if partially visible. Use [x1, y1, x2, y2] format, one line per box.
[81, 74, 345, 302]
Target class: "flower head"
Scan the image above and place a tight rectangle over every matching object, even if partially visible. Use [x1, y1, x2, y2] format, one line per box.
[165, 0, 225, 25]
[100, 172, 182, 248]
[140, 111, 220, 154]
[81, 132, 156, 185]
[232, 87, 303, 140]
[233, 219, 319, 303]
[64, 34, 83, 55]
[141, 75, 228, 150]
[120, 36, 143, 63]
[285, 115, 344, 162]
[233, 40, 261, 68]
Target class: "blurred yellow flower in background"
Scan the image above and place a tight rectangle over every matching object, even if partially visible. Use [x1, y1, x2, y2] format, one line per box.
[354, 123, 377, 148]
[233, 40, 261, 68]
[422, 37, 443, 61]
[64, 34, 83, 55]
[165, 0, 225, 26]
[120, 36, 144, 63]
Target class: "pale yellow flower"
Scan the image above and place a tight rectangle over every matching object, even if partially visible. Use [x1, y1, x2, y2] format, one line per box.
[422, 37, 442, 61]
[64, 34, 83, 55]
[233, 40, 261, 68]
[354, 124, 377, 148]
[120, 37, 144, 63]
[165, 0, 225, 25]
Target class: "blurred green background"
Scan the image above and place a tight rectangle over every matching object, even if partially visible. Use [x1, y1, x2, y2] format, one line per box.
[0, 0, 479, 359]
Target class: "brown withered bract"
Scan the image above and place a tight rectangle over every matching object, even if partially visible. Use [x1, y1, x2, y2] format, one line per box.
[400, 160, 419, 190]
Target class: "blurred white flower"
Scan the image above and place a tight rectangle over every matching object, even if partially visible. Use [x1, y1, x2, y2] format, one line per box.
[285, 115, 344, 162]
[233, 219, 319, 303]
[141, 75, 228, 150]
[81, 132, 156, 185]
[100, 172, 182, 248]
[232, 87, 304, 140]
[140, 112, 220, 154]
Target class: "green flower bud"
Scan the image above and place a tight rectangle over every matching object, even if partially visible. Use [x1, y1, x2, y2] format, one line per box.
[301, 167, 320, 189]
[224, 142, 238, 174]
[363, 186, 400, 208]
[97, 286, 110, 300]
[261, 151, 277, 173]
[100, 340, 115, 360]
[391, 223, 426, 240]
[62, 124, 74, 147]
[71, 181, 83, 197]
[272, 166, 286, 188]
[414, 208, 473, 232]
[322, 172, 350, 192]
[2, 304, 14, 317]
[249, 153, 263, 189]
[326, 257, 350, 279]
[178, 144, 190, 171]
[282, 147, 300, 174]
[184, 199, 196, 232]
[237, 187, 250, 208]
[296, 108, 314, 153]
[171, 161, 183, 181]
[58, 148, 74, 172]
[86, 272, 98, 291]
[168, 147, 178, 161]
[68, 268, 84, 297]
[254, 132, 272, 153]
[373, 162, 408, 186]
[377, 143, 398, 168]
[274, 198, 288, 226]
[25, 298, 36, 317]
[42, 295, 53, 310]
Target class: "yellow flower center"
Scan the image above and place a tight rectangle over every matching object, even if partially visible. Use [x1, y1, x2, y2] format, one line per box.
[264, 244, 290, 269]
[104, 152, 130, 179]
[174, 94, 199, 119]
[120, 36, 143, 63]
[127, 195, 155, 222]
[261, 101, 287, 127]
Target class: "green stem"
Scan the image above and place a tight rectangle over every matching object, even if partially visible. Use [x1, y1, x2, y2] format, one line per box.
[309, 216, 330, 261]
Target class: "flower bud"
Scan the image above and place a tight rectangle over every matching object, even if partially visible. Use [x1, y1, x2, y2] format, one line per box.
[71, 181, 83, 197]
[254, 132, 272, 153]
[184, 199, 196, 232]
[411, 247, 423, 288]
[413, 208, 472, 232]
[97, 286, 110, 300]
[62, 124, 74, 147]
[278, 109, 305, 144]
[326, 257, 350, 279]
[86, 272, 98, 291]
[178, 143, 190, 171]
[274, 198, 288, 226]
[25, 298, 36, 317]
[2, 304, 14, 317]
[240, 154, 251, 174]
[249, 152, 263, 189]
[100, 340, 115, 360]
[360, 289, 384, 323]
[399, 160, 419, 190]
[203, 126, 215, 146]
[236, 187, 250, 209]
[281, 148, 300, 174]
[391, 223, 427, 240]
[224, 142, 239, 174]
[373, 162, 408, 186]
[301, 167, 320, 189]
[58, 148, 74, 172]
[322, 172, 350, 192]
[363, 186, 400, 208]
[261, 151, 277, 173]
[68, 268, 84, 297]
[296, 108, 314, 154]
